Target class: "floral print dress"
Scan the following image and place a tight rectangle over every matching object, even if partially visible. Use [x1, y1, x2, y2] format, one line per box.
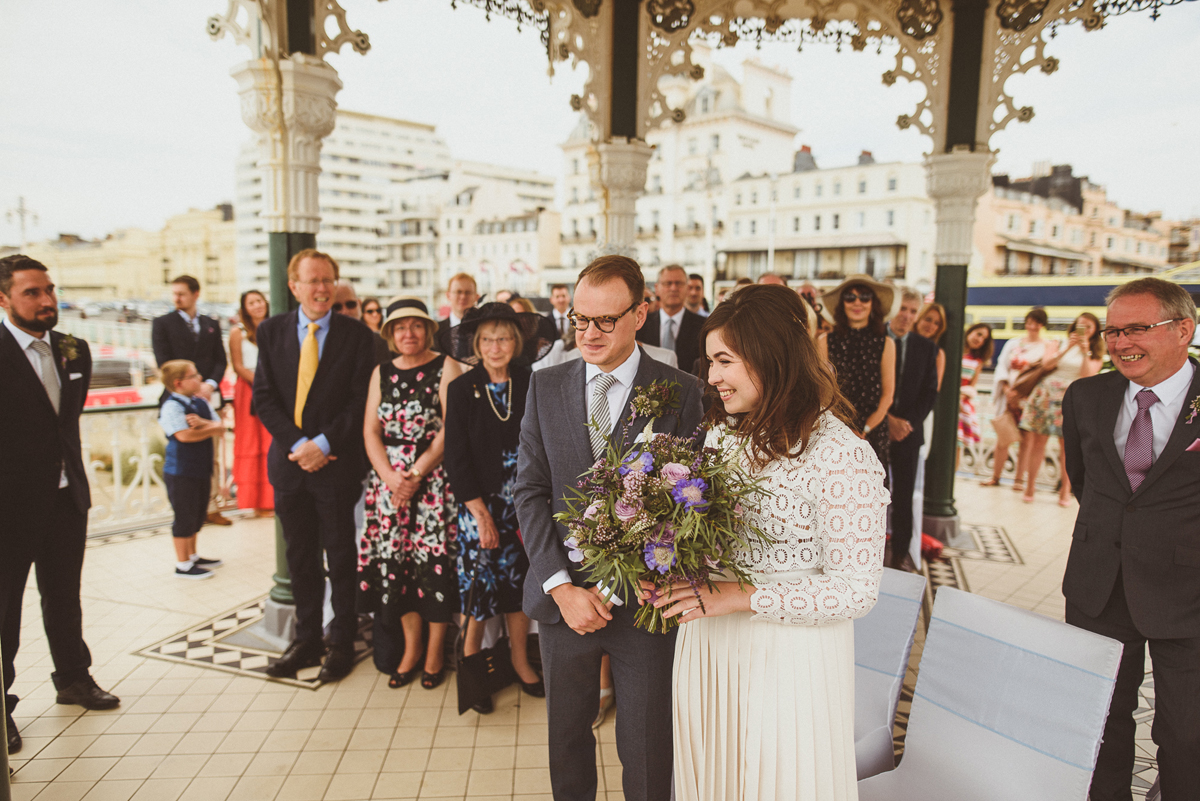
[359, 355, 458, 625]
[826, 326, 890, 481]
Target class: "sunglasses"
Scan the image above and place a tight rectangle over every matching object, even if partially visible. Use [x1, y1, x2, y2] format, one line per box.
[332, 300, 359, 312]
[363, 307, 381, 315]
[842, 290, 874, 304]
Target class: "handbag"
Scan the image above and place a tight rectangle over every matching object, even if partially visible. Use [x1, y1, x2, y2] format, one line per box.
[455, 580, 517, 715]
[1007, 361, 1056, 414]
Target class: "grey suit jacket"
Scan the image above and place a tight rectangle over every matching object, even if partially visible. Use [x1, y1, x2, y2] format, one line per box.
[1061, 358, 1200, 639]
[515, 348, 705, 624]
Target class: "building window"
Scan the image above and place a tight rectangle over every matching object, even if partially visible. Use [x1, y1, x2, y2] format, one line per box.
[887, 210, 895, 227]
[751, 192, 758, 205]
[750, 220, 757, 234]
[651, 210, 660, 229]
[1107, 236, 1114, 249]
[833, 182, 841, 195]
[711, 134, 719, 151]
[888, 177, 897, 191]
[793, 185, 800, 199]
[457, 243, 463, 255]
[814, 215, 822, 231]
[815, 184, 823, 197]
[701, 95, 710, 113]
[1090, 232, 1097, 246]
[793, 216, 800, 232]
[1051, 225, 1060, 238]
[832, 214, 841, 230]
[1007, 214, 1017, 231]
[858, 180, 867, 194]
[734, 221, 741, 235]
[457, 219, 463, 230]
[735, 194, 742, 206]
[572, 159, 580, 175]
[686, 207, 695, 226]
[857, 212, 865, 228]
[571, 219, 579, 235]
[1029, 220, 1038, 235]
[651, 175, 662, 192]
[571, 187, 579, 204]
[446, 243, 451, 256]
[688, 138, 698, 155]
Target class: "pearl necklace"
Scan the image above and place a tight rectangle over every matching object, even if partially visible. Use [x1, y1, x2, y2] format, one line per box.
[477, 378, 513, 421]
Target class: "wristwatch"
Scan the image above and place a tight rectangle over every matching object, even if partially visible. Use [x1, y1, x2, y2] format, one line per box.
[409, 465, 423, 479]
[862, 423, 873, 435]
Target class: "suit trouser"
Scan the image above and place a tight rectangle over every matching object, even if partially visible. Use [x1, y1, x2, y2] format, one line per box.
[888, 432, 923, 559]
[1067, 572, 1200, 801]
[275, 477, 361, 649]
[2, 489, 92, 714]
[539, 604, 676, 801]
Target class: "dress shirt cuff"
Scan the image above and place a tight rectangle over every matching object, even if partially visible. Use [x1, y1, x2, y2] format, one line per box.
[291, 437, 309, 453]
[312, 434, 331, 455]
[543, 570, 572, 595]
[205, 379, 219, 390]
[595, 580, 625, 606]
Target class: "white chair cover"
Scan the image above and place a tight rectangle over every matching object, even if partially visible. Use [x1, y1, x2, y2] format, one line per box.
[854, 567, 927, 779]
[858, 587, 1123, 801]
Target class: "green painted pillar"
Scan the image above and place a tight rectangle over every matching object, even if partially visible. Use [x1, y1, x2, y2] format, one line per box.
[267, 231, 312, 605]
[924, 264, 968, 523]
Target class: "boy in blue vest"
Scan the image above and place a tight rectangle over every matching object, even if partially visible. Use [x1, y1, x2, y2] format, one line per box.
[159, 360, 226, 579]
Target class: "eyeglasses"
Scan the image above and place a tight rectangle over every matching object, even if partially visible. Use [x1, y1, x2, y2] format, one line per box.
[842, 290, 874, 304]
[567, 299, 640, 333]
[1101, 319, 1181, 342]
[295, 278, 337, 288]
[363, 307, 382, 315]
[480, 336, 515, 348]
[332, 300, 358, 312]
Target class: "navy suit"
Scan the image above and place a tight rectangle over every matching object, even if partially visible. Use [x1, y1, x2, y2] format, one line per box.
[887, 331, 940, 560]
[152, 311, 226, 403]
[0, 325, 94, 713]
[253, 310, 375, 648]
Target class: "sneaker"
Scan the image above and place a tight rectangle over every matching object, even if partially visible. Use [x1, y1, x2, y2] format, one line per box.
[193, 556, 223, 568]
[175, 564, 214, 580]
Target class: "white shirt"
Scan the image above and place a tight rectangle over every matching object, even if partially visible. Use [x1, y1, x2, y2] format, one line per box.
[542, 345, 644, 602]
[660, 307, 685, 347]
[1114, 359, 1196, 462]
[177, 308, 200, 335]
[4, 317, 69, 487]
[552, 309, 571, 335]
[448, 312, 463, 328]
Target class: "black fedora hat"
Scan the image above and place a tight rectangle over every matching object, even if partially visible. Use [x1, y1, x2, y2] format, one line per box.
[438, 302, 555, 366]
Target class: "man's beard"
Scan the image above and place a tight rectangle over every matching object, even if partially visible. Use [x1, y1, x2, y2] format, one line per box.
[11, 306, 58, 333]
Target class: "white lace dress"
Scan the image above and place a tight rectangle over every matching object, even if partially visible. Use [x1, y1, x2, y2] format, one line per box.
[673, 414, 889, 801]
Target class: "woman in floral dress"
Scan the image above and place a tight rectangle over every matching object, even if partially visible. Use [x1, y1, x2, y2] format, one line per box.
[443, 303, 552, 713]
[957, 324, 994, 463]
[360, 298, 462, 690]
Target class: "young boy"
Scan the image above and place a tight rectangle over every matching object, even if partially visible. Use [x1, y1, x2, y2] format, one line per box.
[158, 360, 226, 579]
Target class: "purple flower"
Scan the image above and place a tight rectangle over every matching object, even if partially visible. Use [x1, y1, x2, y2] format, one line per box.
[614, 499, 640, 522]
[672, 478, 710, 511]
[565, 536, 585, 563]
[644, 539, 677, 574]
[619, 450, 654, 475]
[584, 501, 603, 520]
[660, 462, 690, 487]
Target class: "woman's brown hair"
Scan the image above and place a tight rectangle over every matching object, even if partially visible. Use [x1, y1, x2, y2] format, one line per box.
[831, 282, 886, 336]
[701, 285, 856, 467]
[1070, 312, 1106, 360]
[238, 290, 269, 344]
[915, 302, 947, 344]
[963, 323, 995, 363]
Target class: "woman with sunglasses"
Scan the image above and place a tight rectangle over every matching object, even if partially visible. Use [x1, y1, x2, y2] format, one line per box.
[361, 297, 383, 332]
[817, 276, 897, 481]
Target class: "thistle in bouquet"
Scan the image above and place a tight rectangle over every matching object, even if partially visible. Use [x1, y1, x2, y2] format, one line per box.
[554, 382, 769, 633]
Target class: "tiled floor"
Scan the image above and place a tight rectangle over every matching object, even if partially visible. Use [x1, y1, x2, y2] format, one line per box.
[6, 479, 1153, 800]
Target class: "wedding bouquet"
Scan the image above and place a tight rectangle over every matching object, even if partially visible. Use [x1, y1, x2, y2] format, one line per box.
[554, 380, 769, 633]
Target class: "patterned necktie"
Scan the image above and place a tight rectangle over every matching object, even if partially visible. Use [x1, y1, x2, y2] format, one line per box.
[30, 339, 60, 414]
[558, 315, 567, 337]
[662, 317, 676, 351]
[295, 323, 319, 428]
[1124, 388, 1159, 492]
[589, 373, 617, 460]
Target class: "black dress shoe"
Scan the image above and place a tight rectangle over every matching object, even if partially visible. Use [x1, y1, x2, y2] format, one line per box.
[6, 714, 20, 754]
[317, 648, 355, 683]
[55, 676, 120, 710]
[266, 640, 326, 679]
[519, 677, 546, 698]
[471, 696, 494, 715]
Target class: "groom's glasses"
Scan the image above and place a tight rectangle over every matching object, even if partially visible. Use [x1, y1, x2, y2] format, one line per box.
[1101, 319, 1182, 342]
[567, 299, 640, 333]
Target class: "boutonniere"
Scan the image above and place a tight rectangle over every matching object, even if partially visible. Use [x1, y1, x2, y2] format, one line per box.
[59, 333, 80, 365]
[630, 379, 682, 441]
[1186, 395, 1200, 425]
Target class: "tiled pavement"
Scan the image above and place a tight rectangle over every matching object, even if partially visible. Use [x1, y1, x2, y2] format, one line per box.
[6, 478, 1155, 800]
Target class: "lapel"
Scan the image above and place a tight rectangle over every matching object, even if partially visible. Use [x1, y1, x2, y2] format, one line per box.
[49, 331, 72, 421]
[1132, 359, 1200, 499]
[279, 310, 301, 407]
[560, 357, 592, 467]
[610, 347, 658, 448]
[1097, 372, 1130, 492]
[1, 323, 59, 417]
[313, 313, 342, 389]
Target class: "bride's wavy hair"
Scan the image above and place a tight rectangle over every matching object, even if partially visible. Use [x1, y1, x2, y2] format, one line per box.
[701, 285, 855, 467]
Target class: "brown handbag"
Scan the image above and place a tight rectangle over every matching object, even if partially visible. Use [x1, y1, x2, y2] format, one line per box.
[1007, 361, 1056, 413]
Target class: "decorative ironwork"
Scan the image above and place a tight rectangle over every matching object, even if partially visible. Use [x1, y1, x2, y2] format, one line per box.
[647, 0, 695, 31]
[997, 0, 1051, 29]
[896, 0, 943, 39]
[447, 0, 551, 44]
[573, 0, 602, 17]
[692, 16, 876, 53]
[1082, 0, 1196, 19]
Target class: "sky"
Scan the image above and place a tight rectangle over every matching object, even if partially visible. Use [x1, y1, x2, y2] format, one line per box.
[2, 1, 1197, 247]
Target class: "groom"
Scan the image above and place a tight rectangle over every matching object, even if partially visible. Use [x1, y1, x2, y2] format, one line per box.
[516, 255, 704, 801]
[1061, 277, 1200, 800]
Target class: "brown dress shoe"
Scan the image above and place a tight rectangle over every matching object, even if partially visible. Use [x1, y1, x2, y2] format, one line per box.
[205, 511, 233, 526]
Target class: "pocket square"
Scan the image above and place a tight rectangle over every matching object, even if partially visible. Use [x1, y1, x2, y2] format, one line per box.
[1187, 439, 1200, 452]
[69, 372, 83, 380]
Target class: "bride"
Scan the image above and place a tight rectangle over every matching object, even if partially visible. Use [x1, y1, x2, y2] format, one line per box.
[648, 284, 889, 800]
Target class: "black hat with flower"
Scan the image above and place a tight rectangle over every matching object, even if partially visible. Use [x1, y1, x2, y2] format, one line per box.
[438, 301, 556, 366]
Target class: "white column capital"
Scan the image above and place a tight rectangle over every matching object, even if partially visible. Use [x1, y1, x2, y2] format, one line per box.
[587, 137, 654, 258]
[924, 147, 996, 267]
[231, 55, 343, 234]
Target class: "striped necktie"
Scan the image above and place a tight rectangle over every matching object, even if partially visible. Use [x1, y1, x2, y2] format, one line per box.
[30, 339, 60, 414]
[1124, 389, 1158, 492]
[589, 373, 617, 460]
[295, 323, 319, 428]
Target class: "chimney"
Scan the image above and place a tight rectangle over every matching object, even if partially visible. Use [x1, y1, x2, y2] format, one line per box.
[793, 145, 817, 173]
[858, 150, 875, 165]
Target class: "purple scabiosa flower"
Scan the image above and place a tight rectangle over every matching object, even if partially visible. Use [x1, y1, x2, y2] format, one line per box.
[619, 450, 654, 475]
[672, 478, 710, 510]
[660, 462, 690, 487]
[643, 539, 677, 574]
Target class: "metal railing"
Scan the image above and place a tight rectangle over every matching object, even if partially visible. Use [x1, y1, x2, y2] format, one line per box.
[57, 318, 153, 352]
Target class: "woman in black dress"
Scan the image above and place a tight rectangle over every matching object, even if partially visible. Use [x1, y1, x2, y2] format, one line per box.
[442, 303, 551, 713]
[817, 276, 896, 480]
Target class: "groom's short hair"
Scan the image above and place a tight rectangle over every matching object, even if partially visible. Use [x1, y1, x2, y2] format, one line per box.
[577, 255, 645, 306]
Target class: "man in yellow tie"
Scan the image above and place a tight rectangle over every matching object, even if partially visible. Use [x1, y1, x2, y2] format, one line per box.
[252, 249, 377, 682]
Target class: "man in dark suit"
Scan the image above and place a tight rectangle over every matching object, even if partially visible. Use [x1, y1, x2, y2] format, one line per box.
[438, 272, 480, 336]
[0, 256, 119, 755]
[516, 255, 704, 801]
[884, 288, 940, 572]
[636, 263, 704, 375]
[152, 275, 231, 526]
[253, 249, 376, 682]
[1062, 277, 1200, 801]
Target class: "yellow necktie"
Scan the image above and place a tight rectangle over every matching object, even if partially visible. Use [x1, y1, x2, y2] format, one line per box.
[295, 323, 319, 428]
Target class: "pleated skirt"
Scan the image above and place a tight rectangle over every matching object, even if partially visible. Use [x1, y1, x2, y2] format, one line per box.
[673, 612, 858, 801]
